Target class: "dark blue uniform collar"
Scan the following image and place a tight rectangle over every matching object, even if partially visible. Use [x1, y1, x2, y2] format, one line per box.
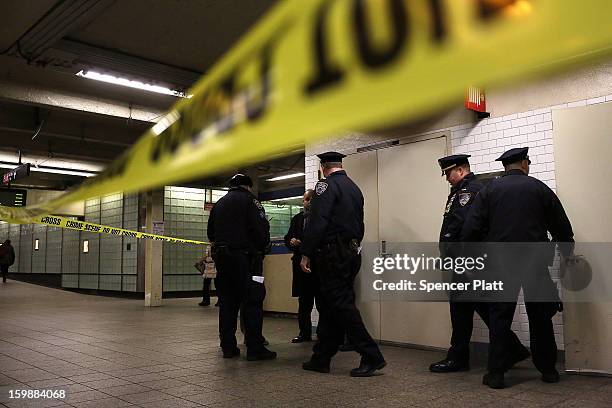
[326, 170, 346, 178]
[503, 169, 527, 177]
[451, 172, 476, 193]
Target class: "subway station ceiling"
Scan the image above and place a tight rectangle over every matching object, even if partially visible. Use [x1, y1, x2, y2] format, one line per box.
[0, 0, 304, 193]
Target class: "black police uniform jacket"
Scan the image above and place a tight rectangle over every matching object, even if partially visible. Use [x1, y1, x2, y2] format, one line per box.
[460, 169, 574, 246]
[207, 186, 270, 253]
[284, 211, 317, 297]
[439, 172, 483, 255]
[460, 169, 574, 305]
[301, 170, 365, 257]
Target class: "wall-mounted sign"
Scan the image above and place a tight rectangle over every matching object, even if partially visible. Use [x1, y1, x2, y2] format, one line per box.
[0, 188, 27, 207]
[2, 163, 30, 185]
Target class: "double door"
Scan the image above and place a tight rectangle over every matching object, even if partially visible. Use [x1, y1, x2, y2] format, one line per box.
[344, 135, 451, 347]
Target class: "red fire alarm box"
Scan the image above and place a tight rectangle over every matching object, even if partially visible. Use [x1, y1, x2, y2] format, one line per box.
[465, 86, 487, 113]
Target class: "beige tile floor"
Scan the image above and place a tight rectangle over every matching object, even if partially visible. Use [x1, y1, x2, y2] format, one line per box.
[1, 279, 611, 407]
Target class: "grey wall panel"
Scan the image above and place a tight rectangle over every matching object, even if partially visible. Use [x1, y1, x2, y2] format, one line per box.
[163, 186, 206, 292]
[8, 224, 20, 272]
[0, 223, 8, 241]
[31, 224, 47, 273]
[18, 224, 33, 274]
[100, 193, 123, 276]
[61, 228, 80, 276]
[45, 227, 62, 274]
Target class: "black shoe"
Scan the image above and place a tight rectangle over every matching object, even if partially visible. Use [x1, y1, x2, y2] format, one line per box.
[339, 343, 356, 352]
[247, 348, 277, 361]
[482, 372, 505, 389]
[199, 300, 210, 306]
[541, 369, 560, 383]
[350, 360, 386, 377]
[292, 335, 313, 343]
[429, 359, 470, 373]
[302, 360, 330, 373]
[504, 347, 531, 371]
[222, 347, 240, 358]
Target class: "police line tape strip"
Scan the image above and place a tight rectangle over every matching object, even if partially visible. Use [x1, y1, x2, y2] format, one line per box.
[37, 215, 208, 245]
[1, 0, 612, 234]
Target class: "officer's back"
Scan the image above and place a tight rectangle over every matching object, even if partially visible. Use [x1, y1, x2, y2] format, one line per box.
[207, 185, 269, 252]
[304, 170, 364, 253]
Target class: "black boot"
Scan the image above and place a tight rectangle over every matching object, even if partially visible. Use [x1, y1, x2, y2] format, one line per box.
[246, 347, 277, 361]
[350, 359, 386, 377]
[222, 347, 240, 358]
[541, 369, 560, 383]
[429, 358, 470, 373]
[292, 334, 313, 343]
[482, 372, 505, 389]
[302, 360, 330, 373]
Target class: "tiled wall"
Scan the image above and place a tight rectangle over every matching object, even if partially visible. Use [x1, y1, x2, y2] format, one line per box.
[263, 203, 303, 239]
[122, 193, 139, 291]
[31, 224, 47, 274]
[18, 224, 33, 274]
[305, 93, 612, 349]
[61, 224, 80, 288]
[4, 193, 139, 292]
[79, 197, 100, 288]
[45, 225, 62, 274]
[163, 186, 208, 292]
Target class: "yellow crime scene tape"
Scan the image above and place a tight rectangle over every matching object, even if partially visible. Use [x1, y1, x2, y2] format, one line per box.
[1, 0, 612, 242]
[36, 215, 207, 245]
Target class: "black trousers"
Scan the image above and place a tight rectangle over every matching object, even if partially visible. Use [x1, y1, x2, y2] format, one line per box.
[215, 253, 266, 352]
[311, 245, 384, 365]
[447, 301, 525, 364]
[1, 265, 7, 282]
[488, 300, 557, 374]
[202, 277, 216, 302]
[298, 293, 315, 337]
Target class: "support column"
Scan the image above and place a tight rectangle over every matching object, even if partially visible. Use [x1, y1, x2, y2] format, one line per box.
[144, 189, 163, 306]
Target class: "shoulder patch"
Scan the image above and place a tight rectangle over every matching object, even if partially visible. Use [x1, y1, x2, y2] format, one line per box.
[253, 199, 263, 210]
[458, 192, 472, 206]
[315, 181, 328, 195]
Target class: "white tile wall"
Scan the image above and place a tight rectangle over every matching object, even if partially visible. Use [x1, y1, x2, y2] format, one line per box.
[306, 93, 612, 348]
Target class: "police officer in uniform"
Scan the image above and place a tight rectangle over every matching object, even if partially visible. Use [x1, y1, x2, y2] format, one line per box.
[207, 174, 277, 361]
[300, 152, 386, 377]
[285, 189, 317, 343]
[461, 147, 574, 389]
[430, 155, 529, 373]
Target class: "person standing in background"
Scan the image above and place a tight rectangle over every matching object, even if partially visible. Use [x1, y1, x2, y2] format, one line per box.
[0, 239, 15, 283]
[285, 189, 317, 343]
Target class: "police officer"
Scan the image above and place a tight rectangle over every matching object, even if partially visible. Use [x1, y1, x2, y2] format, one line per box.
[300, 152, 386, 377]
[207, 173, 277, 361]
[284, 189, 317, 343]
[430, 155, 529, 373]
[461, 147, 574, 389]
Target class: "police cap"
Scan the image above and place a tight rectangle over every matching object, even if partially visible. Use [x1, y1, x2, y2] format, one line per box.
[496, 147, 531, 165]
[317, 151, 346, 164]
[438, 154, 471, 175]
[228, 173, 253, 187]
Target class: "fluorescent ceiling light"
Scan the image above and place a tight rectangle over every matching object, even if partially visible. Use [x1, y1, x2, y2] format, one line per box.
[268, 195, 304, 202]
[76, 70, 192, 98]
[31, 167, 97, 177]
[266, 172, 305, 182]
